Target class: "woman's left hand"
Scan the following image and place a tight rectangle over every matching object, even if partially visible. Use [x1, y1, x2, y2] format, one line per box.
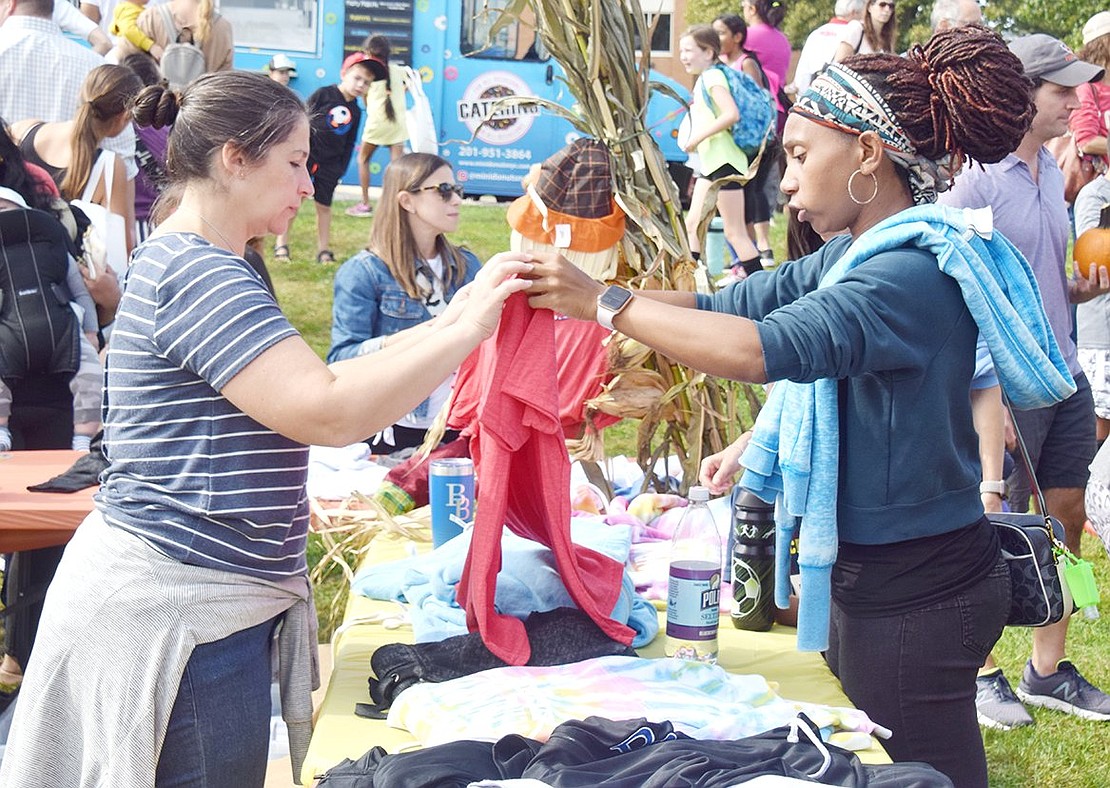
[455, 252, 534, 340]
[523, 250, 605, 321]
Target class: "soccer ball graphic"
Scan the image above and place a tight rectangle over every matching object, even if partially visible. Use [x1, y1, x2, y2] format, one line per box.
[328, 105, 352, 133]
[732, 555, 763, 618]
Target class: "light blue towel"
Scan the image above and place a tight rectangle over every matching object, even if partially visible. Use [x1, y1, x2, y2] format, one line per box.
[740, 205, 1076, 651]
[352, 519, 659, 647]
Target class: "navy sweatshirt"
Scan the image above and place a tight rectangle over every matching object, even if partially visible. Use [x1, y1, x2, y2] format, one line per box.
[696, 234, 982, 545]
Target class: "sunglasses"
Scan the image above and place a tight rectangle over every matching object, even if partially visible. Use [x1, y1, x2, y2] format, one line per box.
[414, 182, 465, 201]
[875, 1, 894, 7]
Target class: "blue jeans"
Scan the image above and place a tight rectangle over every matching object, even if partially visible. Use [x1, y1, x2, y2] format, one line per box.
[155, 617, 276, 787]
[825, 559, 1010, 788]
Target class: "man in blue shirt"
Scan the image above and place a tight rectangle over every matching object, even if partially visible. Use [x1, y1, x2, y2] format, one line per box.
[942, 34, 1110, 730]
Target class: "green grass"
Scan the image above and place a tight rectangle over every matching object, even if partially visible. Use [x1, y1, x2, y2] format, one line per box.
[277, 200, 1110, 786]
[984, 533, 1110, 788]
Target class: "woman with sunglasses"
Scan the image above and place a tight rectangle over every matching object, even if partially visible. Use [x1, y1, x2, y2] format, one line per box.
[834, 0, 897, 60]
[329, 153, 478, 451]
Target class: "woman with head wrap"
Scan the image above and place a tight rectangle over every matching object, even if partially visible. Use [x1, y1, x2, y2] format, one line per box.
[525, 25, 1068, 787]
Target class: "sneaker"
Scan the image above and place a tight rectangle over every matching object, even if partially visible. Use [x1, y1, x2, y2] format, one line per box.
[759, 249, 776, 268]
[976, 670, 1034, 730]
[1016, 660, 1110, 720]
[345, 202, 373, 217]
[715, 264, 748, 289]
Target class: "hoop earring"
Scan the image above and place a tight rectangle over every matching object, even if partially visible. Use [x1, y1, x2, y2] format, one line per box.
[847, 169, 879, 205]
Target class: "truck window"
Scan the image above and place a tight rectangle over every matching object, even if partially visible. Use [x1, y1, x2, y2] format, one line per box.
[216, 0, 320, 53]
[459, 0, 547, 61]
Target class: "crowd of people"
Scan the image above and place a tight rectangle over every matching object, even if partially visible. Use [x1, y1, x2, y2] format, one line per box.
[0, 2, 1109, 787]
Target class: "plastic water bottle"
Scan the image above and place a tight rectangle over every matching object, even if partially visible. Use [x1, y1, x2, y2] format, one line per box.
[665, 486, 723, 663]
[731, 491, 776, 631]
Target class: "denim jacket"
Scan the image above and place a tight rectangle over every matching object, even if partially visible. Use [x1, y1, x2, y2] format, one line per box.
[327, 248, 480, 420]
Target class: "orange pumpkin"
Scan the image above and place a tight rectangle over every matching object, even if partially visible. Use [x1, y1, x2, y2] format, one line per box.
[1074, 204, 1110, 280]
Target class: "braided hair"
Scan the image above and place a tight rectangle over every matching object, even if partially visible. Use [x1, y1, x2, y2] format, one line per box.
[844, 25, 1034, 171]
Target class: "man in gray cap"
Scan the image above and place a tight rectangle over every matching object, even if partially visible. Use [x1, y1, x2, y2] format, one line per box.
[941, 33, 1110, 731]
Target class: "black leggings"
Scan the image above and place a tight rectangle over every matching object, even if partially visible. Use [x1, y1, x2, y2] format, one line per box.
[3, 374, 74, 670]
[825, 560, 1010, 788]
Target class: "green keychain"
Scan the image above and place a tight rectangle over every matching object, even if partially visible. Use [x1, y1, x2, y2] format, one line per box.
[1059, 548, 1100, 620]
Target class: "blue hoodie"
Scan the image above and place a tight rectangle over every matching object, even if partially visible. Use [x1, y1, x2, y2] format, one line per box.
[697, 206, 1073, 650]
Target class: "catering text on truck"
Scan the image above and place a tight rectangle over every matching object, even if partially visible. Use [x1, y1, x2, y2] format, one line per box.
[226, 0, 689, 197]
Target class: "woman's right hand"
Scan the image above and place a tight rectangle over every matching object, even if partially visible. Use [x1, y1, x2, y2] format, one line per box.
[454, 252, 534, 340]
[699, 431, 752, 494]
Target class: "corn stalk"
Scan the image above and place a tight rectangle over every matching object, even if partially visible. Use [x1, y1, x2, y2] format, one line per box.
[486, 0, 764, 490]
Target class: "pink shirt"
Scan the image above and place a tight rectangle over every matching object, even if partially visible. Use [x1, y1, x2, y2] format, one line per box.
[744, 23, 791, 109]
[1069, 81, 1110, 166]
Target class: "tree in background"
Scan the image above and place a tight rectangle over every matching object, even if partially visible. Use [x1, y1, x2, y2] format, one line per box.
[684, 0, 1106, 53]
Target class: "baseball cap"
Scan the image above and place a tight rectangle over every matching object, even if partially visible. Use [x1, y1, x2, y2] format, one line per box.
[1083, 12, 1110, 47]
[267, 53, 297, 76]
[341, 51, 388, 81]
[1008, 34, 1104, 87]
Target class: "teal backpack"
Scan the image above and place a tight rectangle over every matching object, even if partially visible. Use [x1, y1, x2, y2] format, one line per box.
[700, 63, 775, 158]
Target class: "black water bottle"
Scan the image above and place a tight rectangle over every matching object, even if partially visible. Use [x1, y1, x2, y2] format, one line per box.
[731, 490, 776, 631]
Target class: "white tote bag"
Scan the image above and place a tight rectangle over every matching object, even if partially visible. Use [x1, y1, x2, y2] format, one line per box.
[405, 66, 439, 155]
[71, 150, 128, 275]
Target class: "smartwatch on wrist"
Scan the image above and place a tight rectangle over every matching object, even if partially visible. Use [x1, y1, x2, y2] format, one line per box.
[979, 480, 1007, 499]
[596, 285, 634, 330]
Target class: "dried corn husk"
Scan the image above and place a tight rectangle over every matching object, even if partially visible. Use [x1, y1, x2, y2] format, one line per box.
[309, 493, 431, 627]
[479, 0, 766, 488]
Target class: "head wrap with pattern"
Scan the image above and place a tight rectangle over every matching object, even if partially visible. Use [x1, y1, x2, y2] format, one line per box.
[792, 63, 958, 204]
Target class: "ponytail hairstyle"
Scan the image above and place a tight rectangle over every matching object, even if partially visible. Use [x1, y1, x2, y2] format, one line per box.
[747, 0, 786, 29]
[843, 25, 1034, 188]
[363, 34, 396, 122]
[132, 71, 307, 187]
[682, 24, 723, 60]
[193, 0, 214, 46]
[367, 153, 471, 300]
[861, 0, 896, 53]
[60, 64, 143, 200]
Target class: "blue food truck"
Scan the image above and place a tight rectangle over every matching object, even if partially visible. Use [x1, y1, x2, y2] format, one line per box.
[226, 0, 689, 196]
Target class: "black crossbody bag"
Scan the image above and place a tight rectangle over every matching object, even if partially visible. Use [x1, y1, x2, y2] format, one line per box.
[990, 405, 1073, 627]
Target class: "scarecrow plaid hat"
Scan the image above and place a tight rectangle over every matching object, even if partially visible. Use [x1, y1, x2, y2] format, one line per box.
[507, 138, 625, 280]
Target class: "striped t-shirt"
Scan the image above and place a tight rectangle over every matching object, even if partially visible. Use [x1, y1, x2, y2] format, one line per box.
[97, 232, 309, 580]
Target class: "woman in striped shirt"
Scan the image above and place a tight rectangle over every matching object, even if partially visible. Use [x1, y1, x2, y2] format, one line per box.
[0, 70, 532, 787]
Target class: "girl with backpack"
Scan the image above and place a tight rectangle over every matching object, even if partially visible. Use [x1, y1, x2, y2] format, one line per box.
[117, 0, 233, 79]
[679, 24, 764, 279]
[715, 13, 777, 267]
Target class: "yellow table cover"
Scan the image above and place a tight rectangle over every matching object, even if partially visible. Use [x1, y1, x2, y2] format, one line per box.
[301, 516, 889, 784]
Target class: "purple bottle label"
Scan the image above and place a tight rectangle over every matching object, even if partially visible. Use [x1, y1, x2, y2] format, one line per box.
[666, 560, 721, 640]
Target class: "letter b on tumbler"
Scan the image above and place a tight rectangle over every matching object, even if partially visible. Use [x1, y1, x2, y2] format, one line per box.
[429, 458, 475, 547]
